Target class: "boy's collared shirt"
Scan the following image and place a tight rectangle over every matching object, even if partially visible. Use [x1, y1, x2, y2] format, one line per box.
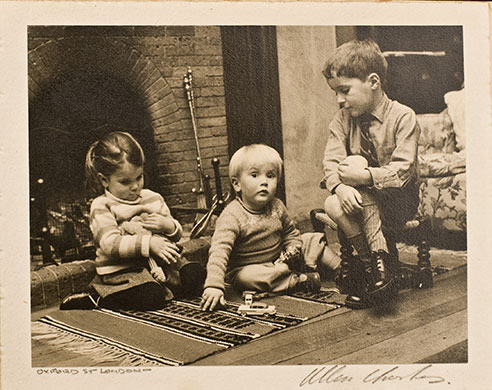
[323, 93, 420, 192]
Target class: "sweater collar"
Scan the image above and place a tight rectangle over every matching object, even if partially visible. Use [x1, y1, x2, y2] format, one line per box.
[104, 189, 142, 205]
[236, 197, 270, 215]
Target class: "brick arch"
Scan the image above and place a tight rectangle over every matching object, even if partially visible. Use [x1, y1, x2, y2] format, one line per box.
[28, 36, 183, 192]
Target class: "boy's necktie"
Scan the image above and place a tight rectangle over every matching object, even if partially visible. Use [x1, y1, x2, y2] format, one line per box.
[358, 115, 379, 167]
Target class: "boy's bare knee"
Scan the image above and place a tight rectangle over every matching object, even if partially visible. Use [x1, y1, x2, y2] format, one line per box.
[324, 195, 343, 220]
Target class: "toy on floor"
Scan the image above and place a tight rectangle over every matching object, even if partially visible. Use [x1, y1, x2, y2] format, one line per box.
[237, 291, 276, 316]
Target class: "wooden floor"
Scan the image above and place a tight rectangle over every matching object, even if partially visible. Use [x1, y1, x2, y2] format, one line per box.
[31, 265, 467, 366]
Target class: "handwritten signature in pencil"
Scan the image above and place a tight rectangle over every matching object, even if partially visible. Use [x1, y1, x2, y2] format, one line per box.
[299, 364, 448, 386]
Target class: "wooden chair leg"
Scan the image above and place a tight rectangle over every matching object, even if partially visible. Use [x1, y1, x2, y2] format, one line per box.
[309, 208, 434, 291]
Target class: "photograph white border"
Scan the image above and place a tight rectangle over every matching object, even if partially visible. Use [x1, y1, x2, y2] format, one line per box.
[1, 2, 491, 389]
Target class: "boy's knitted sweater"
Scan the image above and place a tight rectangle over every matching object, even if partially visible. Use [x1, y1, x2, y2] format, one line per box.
[90, 189, 182, 275]
[204, 197, 302, 291]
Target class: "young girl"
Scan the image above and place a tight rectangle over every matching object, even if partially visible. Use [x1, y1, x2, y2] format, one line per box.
[60, 131, 205, 311]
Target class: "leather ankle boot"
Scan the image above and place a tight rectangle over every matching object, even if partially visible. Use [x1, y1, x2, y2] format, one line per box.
[342, 258, 371, 310]
[366, 251, 395, 302]
[335, 257, 353, 294]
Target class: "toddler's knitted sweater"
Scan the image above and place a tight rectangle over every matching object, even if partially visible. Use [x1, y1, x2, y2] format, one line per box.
[90, 189, 182, 275]
[204, 197, 302, 291]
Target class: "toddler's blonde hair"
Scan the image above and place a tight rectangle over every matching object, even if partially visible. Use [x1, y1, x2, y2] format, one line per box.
[229, 144, 283, 183]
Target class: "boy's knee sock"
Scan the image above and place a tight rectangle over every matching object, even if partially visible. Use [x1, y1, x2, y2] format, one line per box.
[356, 188, 388, 253]
[360, 202, 388, 253]
[346, 233, 371, 262]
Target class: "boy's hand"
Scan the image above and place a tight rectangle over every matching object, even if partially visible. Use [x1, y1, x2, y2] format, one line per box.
[149, 236, 181, 265]
[142, 213, 176, 235]
[338, 164, 372, 187]
[201, 287, 226, 311]
[335, 184, 363, 215]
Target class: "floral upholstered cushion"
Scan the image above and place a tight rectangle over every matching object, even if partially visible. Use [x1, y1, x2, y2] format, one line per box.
[444, 88, 466, 151]
[416, 111, 456, 155]
[417, 172, 467, 232]
[418, 150, 466, 178]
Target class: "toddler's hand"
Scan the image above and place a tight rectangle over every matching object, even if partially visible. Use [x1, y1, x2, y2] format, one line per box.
[335, 184, 363, 215]
[150, 236, 181, 265]
[200, 287, 225, 311]
[142, 213, 176, 235]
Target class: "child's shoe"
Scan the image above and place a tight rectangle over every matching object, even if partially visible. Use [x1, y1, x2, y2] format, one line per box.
[335, 257, 355, 294]
[367, 250, 394, 300]
[295, 272, 321, 293]
[341, 259, 371, 310]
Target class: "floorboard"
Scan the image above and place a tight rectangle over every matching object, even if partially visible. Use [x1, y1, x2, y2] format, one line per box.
[193, 267, 467, 365]
[326, 310, 467, 364]
[31, 266, 467, 367]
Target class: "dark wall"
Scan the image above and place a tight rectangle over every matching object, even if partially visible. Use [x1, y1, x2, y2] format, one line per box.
[338, 26, 464, 114]
[221, 26, 285, 202]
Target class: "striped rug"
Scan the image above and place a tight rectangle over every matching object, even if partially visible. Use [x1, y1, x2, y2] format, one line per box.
[32, 288, 343, 366]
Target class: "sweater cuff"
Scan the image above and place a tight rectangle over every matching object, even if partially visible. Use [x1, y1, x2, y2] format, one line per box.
[204, 276, 226, 291]
[141, 235, 151, 258]
[166, 220, 183, 242]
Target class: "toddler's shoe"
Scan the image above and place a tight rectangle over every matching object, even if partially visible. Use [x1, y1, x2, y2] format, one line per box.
[60, 292, 98, 310]
[295, 272, 321, 293]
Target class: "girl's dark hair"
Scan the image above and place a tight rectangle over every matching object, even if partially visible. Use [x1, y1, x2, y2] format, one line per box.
[322, 39, 388, 86]
[85, 131, 145, 196]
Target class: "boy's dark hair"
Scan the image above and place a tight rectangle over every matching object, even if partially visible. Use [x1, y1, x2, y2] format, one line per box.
[322, 39, 388, 86]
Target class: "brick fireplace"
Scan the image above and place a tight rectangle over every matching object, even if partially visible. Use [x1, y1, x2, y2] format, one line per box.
[28, 26, 229, 215]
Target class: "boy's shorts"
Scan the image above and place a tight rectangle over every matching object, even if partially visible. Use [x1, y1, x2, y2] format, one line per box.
[372, 181, 420, 229]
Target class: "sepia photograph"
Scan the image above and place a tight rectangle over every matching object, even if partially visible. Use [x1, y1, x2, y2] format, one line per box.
[1, 2, 491, 389]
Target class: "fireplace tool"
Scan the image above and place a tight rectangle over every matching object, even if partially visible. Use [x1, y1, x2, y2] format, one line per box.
[190, 158, 230, 239]
[183, 67, 212, 212]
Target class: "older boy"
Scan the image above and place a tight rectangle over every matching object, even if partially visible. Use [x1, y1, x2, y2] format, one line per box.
[201, 144, 340, 311]
[322, 40, 420, 309]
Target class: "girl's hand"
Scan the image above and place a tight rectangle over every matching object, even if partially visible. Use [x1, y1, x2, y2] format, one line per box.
[150, 236, 181, 265]
[150, 266, 167, 284]
[200, 287, 225, 311]
[142, 213, 176, 235]
[335, 184, 363, 215]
